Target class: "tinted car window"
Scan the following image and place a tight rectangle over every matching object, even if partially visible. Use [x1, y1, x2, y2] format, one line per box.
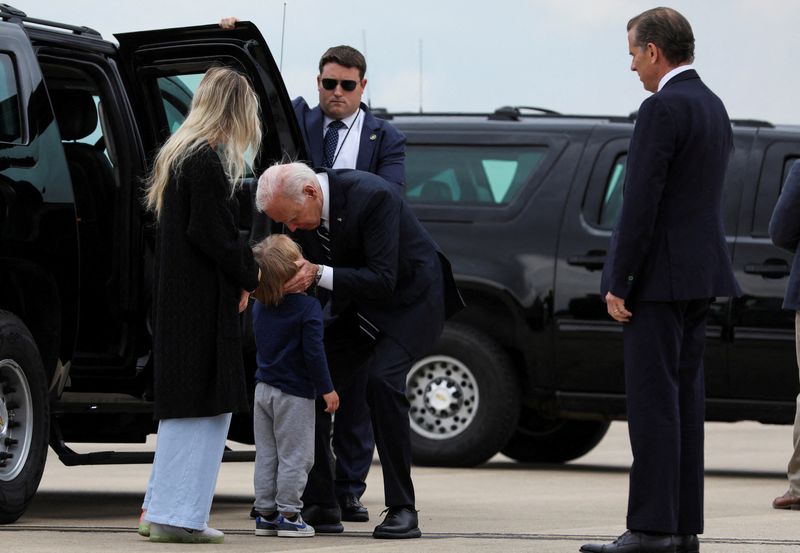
[405, 145, 546, 205]
[0, 53, 21, 144]
[157, 74, 200, 133]
[598, 154, 627, 228]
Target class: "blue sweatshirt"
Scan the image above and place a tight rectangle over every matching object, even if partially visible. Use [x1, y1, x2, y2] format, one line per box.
[252, 293, 333, 399]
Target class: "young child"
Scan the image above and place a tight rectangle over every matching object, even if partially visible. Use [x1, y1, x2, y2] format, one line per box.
[250, 234, 339, 538]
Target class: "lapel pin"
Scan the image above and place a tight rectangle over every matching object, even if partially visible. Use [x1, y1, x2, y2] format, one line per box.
[369, 134, 377, 141]
[337, 217, 343, 222]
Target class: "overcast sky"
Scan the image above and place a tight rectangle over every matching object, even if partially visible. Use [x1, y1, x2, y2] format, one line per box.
[18, 0, 800, 124]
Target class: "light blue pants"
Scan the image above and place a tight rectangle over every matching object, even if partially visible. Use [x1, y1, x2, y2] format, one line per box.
[142, 413, 232, 530]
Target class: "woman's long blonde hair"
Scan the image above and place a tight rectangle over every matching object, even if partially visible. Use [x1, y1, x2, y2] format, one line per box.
[145, 66, 262, 218]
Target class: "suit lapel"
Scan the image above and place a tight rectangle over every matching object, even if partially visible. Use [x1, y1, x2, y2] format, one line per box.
[356, 104, 379, 172]
[307, 106, 325, 167]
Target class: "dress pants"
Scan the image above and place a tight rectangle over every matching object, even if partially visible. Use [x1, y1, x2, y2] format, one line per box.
[333, 365, 375, 499]
[786, 312, 800, 494]
[623, 299, 709, 535]
[303, 335, 416, 508]
[302, 310, 373, 508]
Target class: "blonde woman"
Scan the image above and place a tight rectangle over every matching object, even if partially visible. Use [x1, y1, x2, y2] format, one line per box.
[139, 67, 261, 544]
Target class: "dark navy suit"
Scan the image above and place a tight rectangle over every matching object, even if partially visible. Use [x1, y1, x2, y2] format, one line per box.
[293, 96, 407, 502]
[295, 169, 462, 509]
[600, 70, 740, 534]
[770, 161, 800, 310]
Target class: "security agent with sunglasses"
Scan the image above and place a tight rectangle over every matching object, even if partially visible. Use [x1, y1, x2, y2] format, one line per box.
[293, 45, 406, 186]
[218, 18, 406, 530]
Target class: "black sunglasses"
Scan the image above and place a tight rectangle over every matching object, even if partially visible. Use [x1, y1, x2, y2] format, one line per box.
[321, 78, 359, 92]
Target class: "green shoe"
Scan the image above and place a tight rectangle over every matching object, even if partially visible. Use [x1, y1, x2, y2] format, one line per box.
[138, 511, 150, 537]
[149, 522, 224, 544]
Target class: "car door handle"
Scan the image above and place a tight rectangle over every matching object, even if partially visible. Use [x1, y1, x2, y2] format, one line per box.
[567, 251, 606, 271]
[744, 259, 790, 279]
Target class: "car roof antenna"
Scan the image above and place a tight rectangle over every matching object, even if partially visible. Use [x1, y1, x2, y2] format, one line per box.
[279, 2, 287, 71]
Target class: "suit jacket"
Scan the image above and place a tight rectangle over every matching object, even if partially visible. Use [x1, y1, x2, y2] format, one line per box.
[600, 70, 740, 302]
[292, 169, 463, 359]
[769, 160, 800, 310]
[292, 97, 406, 186]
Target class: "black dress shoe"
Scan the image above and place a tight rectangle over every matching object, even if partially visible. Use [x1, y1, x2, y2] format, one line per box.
[339, 493, 369, 522]
[301, 504, 343, 534]
[676, 534, 699, 553]
[373, 506, 421, 539]
[580, 530, 677, 552]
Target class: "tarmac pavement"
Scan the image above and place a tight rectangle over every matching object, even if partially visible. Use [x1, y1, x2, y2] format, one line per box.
[3, 420, 799, 552]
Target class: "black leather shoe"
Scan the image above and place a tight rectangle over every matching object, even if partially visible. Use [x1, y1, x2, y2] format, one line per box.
[339, 493, 369, 522]
[580, 530, 677, 552]
[373, 506, 421, 539]
[676, 534, 699, 553]
[301, 504, 343, 534]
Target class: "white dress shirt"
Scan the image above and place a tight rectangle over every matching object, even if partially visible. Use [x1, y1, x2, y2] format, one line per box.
[323, 108, 364, 170]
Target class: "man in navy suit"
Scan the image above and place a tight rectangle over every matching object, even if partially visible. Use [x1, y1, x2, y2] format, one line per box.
[255, 161, 462, 539]
[584, 8, 740, 553]
[291, 46, 406, 525]
[769, 161, 800, 510]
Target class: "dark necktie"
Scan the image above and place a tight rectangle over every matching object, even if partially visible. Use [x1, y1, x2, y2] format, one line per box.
[316, 222, 331, 262]
[322, 120, 346, 168]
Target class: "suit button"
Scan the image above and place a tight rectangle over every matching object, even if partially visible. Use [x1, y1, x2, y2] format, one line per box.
[627, 275, 634, 282]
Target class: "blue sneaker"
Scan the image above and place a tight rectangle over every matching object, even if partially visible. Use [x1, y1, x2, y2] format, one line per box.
[255, 513, 279, 536]
[277, 513, 315, 537]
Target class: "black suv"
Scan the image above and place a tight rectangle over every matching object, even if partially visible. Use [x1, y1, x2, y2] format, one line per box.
[394, 108, 800, 467]
[0, 6, 303, 522]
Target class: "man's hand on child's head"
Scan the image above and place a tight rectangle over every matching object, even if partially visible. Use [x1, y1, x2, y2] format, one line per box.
[283, 257, 317, 294]
[323, 390, 339, 413]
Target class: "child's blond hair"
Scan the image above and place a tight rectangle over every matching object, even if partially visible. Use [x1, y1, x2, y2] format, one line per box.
[251, 234, 302, 306]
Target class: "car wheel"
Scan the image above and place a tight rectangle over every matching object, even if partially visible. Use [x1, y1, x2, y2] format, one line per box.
[501, 407, 610, 463]
[0, 311, 50, 524]
[407, 322, 519, 467]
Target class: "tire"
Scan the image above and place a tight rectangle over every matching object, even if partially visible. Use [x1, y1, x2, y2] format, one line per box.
[0, 311, 50, 524]
[408, 323, 520, 467]
[501, 406, 610, 463]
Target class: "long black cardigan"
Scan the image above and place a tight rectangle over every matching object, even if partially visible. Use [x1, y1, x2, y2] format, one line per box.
[151, 146, 258, 420]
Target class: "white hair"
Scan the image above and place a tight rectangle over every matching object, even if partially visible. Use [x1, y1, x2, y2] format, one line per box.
[255, 161, 317, 213]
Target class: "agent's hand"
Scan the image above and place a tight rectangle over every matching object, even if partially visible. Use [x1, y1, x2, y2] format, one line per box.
[323, 390, 340, 413]
[238, 289, 250, 313]
[283, 258, 318, 294]
[605, 291, 632, 322]
[219, 16, 239, 29]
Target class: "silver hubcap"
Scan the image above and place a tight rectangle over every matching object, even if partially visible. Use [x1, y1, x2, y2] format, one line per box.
[0, 360, 33, 481]
[407, 355, 479, 440]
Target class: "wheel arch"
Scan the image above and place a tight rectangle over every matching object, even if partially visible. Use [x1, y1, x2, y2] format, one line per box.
[450, 278, 542, 391]
[0, 257, 63, 383]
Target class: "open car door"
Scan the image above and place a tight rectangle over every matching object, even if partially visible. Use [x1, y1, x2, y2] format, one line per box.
[116, 21, 305, 169]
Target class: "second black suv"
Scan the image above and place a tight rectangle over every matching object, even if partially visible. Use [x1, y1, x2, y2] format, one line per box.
[392, 108, 800, 467]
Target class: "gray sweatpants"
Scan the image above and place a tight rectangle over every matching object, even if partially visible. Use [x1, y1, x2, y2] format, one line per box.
[253, 382, 315, 514]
